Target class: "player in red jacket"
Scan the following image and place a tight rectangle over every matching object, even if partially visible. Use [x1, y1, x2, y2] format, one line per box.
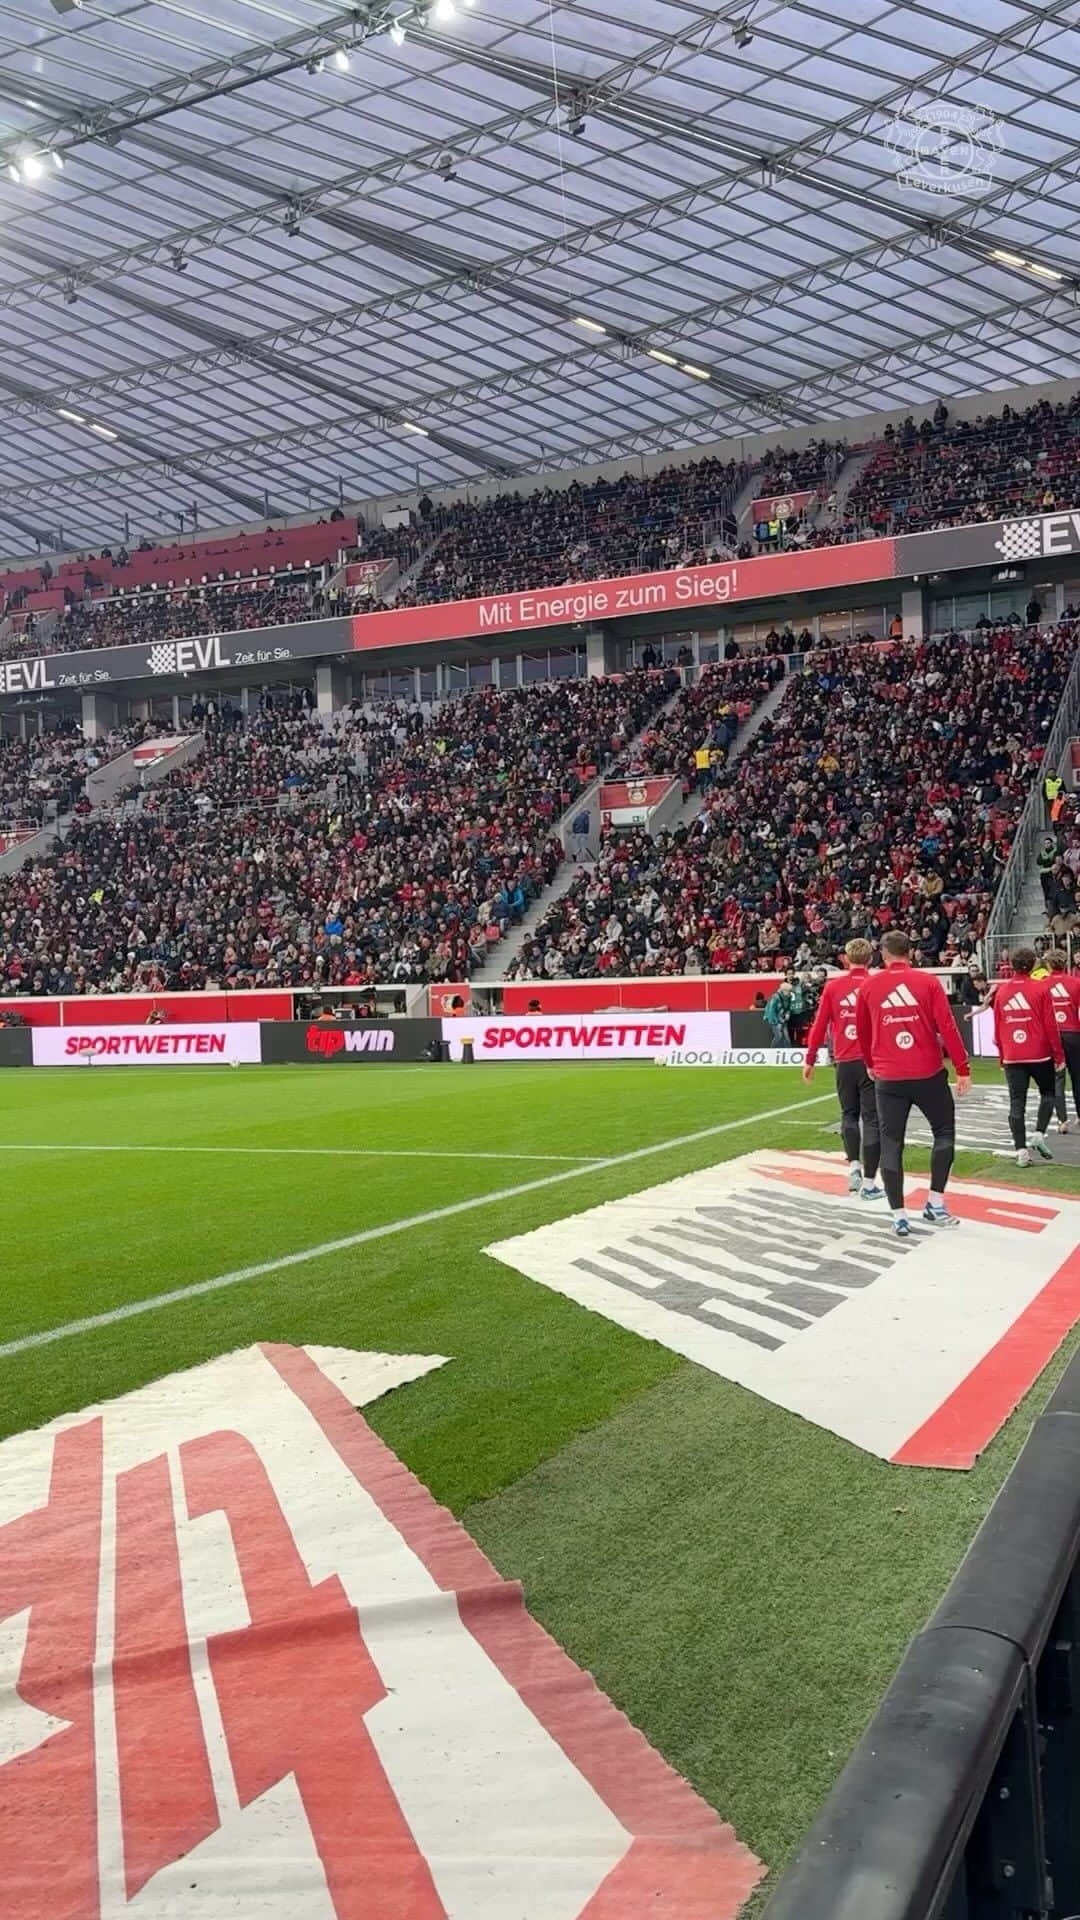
[1044, 949, 1080, 1132]
[991, 947, 1065, 1166]
[854, 929, 970, 1237]
[801, 937, 882, 1199]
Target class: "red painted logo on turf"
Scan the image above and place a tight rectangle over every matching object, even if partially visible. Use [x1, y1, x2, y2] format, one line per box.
[0, 1346, 760, 1918]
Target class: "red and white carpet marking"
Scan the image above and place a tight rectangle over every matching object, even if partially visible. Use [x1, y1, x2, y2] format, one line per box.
[487, 1151, 1080, 1469]
[0, 1345, 759, 1919]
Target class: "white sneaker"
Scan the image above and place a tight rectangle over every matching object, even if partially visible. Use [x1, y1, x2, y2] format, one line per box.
[1017, 1148, 1033, 1168]
[847, 1164, 862, 1193]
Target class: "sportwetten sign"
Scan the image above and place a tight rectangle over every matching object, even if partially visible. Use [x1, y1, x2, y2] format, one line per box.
[33, 1024, 262, 1065]
[443, 1013, 734, 1060]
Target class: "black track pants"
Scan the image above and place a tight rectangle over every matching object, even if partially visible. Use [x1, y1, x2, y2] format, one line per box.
[1004, 1058, 1056, 1150]
[835, 1059, 880, 1180]
[875, 1070, 956, 1211]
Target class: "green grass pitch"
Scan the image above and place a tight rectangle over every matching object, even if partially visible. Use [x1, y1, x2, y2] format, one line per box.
[5, 1060, 1080, 1897]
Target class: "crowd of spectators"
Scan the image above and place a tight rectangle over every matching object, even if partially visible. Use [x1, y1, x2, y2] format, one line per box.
[614, 656, 785, 794]
[397, 456, 752, 608]
[1034, 782, 1080, 937]
[4, 396, 1077, 673]
[732, 395, 1080, 554]
[0, 671, 675, 995]
[754, 436, 847, 495]
[0, 719, 151, 834]
[846, 394, 1080, 537]
[4, 571, 367, 664]
[1, 518, 424, 663]
[510, 623, 1077, 980]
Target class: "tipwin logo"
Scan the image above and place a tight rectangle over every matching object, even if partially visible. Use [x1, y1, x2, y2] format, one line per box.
[306, 1026, 395, 1057]
[308, 1024, 346, 1056]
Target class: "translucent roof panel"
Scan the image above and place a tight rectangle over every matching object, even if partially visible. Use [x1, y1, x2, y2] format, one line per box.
[0, 0, 1078, 549]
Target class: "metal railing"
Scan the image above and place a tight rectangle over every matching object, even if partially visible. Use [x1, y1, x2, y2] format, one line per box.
[981, 635, 1080, 966]
[0, 819, 38, 852]
[762, 1350, 1080, 1920]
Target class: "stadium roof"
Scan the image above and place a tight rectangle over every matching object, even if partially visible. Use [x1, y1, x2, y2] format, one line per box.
[1, 0, 1079, 553]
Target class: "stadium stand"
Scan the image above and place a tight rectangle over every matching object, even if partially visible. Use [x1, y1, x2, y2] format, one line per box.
[612, 655, 786, 793]
[0, 720, 149, 832]
[0, 519, 422, 660]
[1032, 796, 1080, 936]
[396, 455, 751, 606]
[753, 436, 848, 493]
[0, 671, 676, 994]
[846, 393, 1080, 536]
[5, 575, 347, 662]
[509, 624, 1078, 980]
[4, 397, 1079, 664]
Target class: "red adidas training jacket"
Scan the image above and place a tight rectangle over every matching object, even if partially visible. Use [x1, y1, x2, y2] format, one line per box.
[991, 976, 1065, 1068]
[1047, 969, 1080, 1035]
[854, 963, 970, 1081]
[803, 968, 869, 1067]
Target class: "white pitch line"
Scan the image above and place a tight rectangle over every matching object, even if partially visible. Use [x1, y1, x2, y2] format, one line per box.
[0, 1092, 833, 1362]
[0, 1144, 604, 1164]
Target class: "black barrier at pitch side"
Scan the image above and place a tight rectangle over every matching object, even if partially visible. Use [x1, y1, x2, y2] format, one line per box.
[761, 1351, 1080, 1920]
[0, 1029, 31, 1066]
[259, 1019, 442, 1064]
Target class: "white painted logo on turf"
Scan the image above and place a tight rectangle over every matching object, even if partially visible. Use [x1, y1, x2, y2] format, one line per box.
[486, 1151, 1080, 1469]
[0, 1344, 758, 1917]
